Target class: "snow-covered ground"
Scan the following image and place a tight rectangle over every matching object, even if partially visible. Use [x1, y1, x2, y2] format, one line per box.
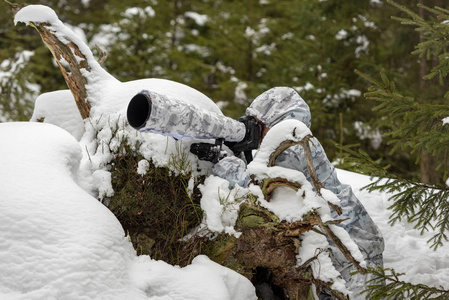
[337, 169, 449, 289]
[0, 122, 257, 300]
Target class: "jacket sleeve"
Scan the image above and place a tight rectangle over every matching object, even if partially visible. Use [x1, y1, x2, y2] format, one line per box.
[211, 156, 250, 189]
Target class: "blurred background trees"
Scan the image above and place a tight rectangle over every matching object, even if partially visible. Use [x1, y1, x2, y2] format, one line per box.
[1, 0, 448, 182]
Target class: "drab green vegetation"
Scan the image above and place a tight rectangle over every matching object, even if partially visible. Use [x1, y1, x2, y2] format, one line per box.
[107, 142, 204, 266]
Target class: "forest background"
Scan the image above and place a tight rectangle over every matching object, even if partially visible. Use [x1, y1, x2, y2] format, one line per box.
[2, 0, 448, 183]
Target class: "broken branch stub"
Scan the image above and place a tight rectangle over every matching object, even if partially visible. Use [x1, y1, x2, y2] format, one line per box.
[11, 4, 93, 120]
[30, 22, 91, 119]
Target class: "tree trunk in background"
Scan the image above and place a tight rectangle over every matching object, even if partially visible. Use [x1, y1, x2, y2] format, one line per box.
[418, 0, 438, 184]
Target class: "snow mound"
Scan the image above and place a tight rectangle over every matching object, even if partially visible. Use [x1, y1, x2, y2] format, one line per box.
[0, 122, 256, 300]
[30, 90, 84, 140]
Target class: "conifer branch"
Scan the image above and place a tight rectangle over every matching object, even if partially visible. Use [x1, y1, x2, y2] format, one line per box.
[355, 69, 449, 174]
[335, 144, 389, 177]
[387, 0, 449, 84]
[362, 267, 449, 299]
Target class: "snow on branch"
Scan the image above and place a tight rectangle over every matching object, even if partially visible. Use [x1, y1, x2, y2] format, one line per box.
[248, 119, 367, 295]
[12, 4, 115, 119]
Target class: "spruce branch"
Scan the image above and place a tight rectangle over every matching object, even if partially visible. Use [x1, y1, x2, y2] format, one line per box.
[362, 175, 449, 250]
[338, 68, 449, 249]
[387, 0, 449, 83]
[335, 144, 390, 177]
[355, 70, 449, 173]
[361, 267, 449, 299]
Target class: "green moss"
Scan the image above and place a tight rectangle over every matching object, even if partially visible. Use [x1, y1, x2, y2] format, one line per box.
[107, 146, 204, 267]
[240, 215, 266, 229]
[203, 234, 237, 264]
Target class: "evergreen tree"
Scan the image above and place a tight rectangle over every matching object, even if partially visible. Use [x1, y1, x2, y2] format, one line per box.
[0, 0, 109, 121]
[348, 1, 449, 297]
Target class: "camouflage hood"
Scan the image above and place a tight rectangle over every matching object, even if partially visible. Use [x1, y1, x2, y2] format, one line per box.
[245, 87, 311, 128]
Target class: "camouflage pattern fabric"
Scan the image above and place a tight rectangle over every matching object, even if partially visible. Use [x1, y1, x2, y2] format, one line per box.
[213, 87, 384, 299]
[138, 90, 246, 142]
[212, 156, 250, 189]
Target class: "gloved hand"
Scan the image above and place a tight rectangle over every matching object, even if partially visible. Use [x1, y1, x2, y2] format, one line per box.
[224, 116, 264, 154]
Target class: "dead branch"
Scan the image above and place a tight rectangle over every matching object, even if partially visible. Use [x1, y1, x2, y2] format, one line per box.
[262, 177, 302, 198]
[301, 137, 342, 216]
[95, 44, 108, 66]
[4, 0, 26, 14]
[267, 130, 342, 215]
[13, 6, 91, 119]
[318, 218, 367, 274]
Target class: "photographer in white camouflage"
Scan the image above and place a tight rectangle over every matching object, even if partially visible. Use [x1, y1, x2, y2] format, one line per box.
[212, 87, 385, 299]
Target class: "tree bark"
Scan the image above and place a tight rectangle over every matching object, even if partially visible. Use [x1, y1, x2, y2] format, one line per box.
[32, 22, 91, 119]
[10, 4, 92, 119]
[418, 0, 438, 184]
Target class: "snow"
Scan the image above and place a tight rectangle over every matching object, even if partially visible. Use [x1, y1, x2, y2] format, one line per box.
[353, 121, 382, 150]
[298, 231, 350, 295]
[185, 12, 208, 26]
[0, 122, 256, 300]
[336, 29, 348, 40]
[337, 168, 449, 289]
[123, 7, 156, 19]
[246, 120, 365, 295]
[4, 120, 448, 298]
[0, 50, 40, 122]
[30, 90, 85, 140]
[14, 4, 59, 25]
[137, 159, 151, 176]
[198, 176, 246, 237]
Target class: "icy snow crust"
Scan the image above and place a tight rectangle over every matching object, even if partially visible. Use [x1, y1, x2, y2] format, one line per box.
[0, 122, 256, 300]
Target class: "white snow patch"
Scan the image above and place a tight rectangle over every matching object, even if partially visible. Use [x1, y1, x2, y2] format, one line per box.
[14, 4, 59, 25]
[137, 159, 150, 175]
[185, 11, 208, 26]
[297, 231, 350, 296]
[0, 122, 256, 300]
[199, 176, 246, 237]
[336, 29, 348, 40]
[30, 90, 85, 140]
[337, 168, 449, 290]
